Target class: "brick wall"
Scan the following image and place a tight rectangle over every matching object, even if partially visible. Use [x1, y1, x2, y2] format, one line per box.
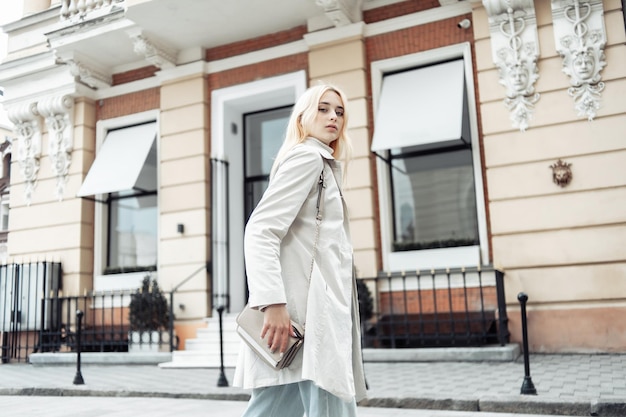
[365, 14, 473, 62]
[207, 54, 308, 90]
[112, 66, 159, 85]
[96, 88, 160, 121]
[379, 286, 498, 315]
[363, 0, 440, 24]
[205, 26, 307, 61]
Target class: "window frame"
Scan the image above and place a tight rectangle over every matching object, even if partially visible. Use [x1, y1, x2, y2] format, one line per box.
[93, 110, 160, 291]
[371, 43, 489, 271]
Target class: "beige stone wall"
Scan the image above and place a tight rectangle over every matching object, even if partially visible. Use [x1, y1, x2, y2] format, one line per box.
[159, 73, 212, 321]
[473, 0, 626, 351]
[9, 97, 96, 296]
[307, 31, 379, 278]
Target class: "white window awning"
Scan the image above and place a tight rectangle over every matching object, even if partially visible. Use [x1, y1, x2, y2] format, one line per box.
[77, 122, 157, 198]
[371, 59, 466, 152]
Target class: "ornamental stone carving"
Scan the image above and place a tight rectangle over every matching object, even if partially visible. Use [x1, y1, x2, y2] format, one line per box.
[550, 159, 573, 187]
[38, 96, 74, 201]
[56, 52, 112, 89]
[127, 29, 177, 69]
[483, 0, 540, 131]
[314, 0, 362, 27]
[551, 0, 607, 120]
[7, 103, 41, 205]
[60, 0, 125, 22]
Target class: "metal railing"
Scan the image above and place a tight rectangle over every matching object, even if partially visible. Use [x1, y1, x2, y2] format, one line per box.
[2, 261, 508, 362]
[36, 290, 175, 356]
[1, 261, 177, 363]
[358, 266, 509, 348]
[1, 262, 62, 363]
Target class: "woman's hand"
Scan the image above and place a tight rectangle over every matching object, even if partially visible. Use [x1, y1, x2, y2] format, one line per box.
[261, 304, 295, 354]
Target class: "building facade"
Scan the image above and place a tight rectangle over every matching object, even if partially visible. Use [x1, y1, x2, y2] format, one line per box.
[0, 0, 624, 353]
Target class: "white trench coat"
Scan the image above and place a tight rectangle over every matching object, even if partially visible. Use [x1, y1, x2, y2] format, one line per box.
[233, 138, 367, 402]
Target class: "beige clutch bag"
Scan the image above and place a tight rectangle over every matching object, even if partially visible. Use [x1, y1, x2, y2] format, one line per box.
[236, 304, 304, 370]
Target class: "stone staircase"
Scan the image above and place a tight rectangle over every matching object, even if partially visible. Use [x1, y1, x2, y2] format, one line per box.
[159, 313, 241, 368]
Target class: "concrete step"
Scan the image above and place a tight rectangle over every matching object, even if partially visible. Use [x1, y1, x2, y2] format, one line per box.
[185, 337, 241, 351]
[195, 327, 239, 339]
[161, 314, 242, 368]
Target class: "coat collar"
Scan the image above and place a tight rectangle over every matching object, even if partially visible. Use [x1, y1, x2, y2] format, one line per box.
[304, 137, 335, 160]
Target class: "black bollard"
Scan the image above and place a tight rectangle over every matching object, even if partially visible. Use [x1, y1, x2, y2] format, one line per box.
[216, 306, 229, 387]
[73, 310, 85, 385]
[517, 293, 536, 395]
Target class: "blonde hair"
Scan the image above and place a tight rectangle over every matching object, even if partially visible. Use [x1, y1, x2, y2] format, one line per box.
[270, 84, 353, 179]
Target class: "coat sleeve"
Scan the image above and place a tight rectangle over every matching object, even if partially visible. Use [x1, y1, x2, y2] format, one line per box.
[244, 146, 323, 308]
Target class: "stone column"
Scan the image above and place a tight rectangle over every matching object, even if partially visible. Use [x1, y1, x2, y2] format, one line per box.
[304, 23, 378, 277]
[158, 72, 212, 327]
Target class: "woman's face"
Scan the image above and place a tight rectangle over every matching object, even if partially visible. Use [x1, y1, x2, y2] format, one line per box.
[308, 90, 345, 146]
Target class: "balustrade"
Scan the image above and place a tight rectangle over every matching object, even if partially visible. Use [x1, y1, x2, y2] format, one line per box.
[60, 0, 124, 21]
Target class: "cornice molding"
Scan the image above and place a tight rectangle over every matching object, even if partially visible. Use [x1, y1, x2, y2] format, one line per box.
[127, 28, 177, 69]
[55, 51, 113, 89]
[304, 22, 366, 48]
[7, 2, 478, 104]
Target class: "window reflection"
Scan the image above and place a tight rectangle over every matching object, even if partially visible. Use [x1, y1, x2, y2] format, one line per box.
[390, 147, 479, 252]
[107, 191, 157, 271]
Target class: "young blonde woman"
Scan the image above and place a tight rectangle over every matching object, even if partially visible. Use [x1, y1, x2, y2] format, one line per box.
[234, 84, 367, 416]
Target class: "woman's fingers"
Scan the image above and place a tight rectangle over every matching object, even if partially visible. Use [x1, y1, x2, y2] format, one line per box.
[261, 304, 291, 353]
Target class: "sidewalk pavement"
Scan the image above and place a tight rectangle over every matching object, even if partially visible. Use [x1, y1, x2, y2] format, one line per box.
[2, 353, 626, 416]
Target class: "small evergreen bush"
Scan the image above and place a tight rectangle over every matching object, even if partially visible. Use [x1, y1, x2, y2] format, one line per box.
[129, 276, 170, 331]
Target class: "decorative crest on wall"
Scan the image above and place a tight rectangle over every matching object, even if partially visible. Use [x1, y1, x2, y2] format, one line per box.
[483, 0, 540, 132]
[551, 0, 607, 121]
[549, 159, 573, 187]
[7, 103, 41, 205]
[38, 96, 74, 201]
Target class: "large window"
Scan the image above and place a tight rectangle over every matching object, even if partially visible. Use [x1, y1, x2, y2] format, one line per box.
[78, 120, 159, 277]
[371, 46, 488, 271]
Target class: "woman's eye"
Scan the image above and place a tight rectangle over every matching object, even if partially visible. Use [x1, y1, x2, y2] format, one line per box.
[336, 110, 344, 117]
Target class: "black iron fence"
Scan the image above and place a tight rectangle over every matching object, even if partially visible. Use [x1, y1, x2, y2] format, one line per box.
[358, 266, 509, 348]
[1, 262, 62, 362]
[1, 262, 176, 363]
[2, 261, 507, 363]
[35, 291, 175, 356]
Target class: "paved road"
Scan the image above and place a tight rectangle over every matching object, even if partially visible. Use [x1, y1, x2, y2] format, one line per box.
[0, 396, 568, 417]
[2, 353, 626, 415]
